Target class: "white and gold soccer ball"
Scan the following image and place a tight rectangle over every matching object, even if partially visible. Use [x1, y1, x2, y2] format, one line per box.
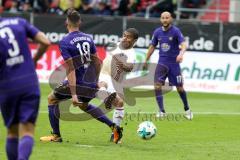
[137, 121, 157, 140]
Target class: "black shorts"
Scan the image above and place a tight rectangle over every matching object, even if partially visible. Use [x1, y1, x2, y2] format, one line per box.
[53, 80, 97, 103]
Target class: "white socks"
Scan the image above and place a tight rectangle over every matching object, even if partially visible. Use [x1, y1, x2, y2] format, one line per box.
[113, 107, 124, 126]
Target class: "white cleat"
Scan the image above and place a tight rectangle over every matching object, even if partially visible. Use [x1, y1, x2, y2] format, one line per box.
[156, 111, 166, 118]
[185, 109, 193, 120]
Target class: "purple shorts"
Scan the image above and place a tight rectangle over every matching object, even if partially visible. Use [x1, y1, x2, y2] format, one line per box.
[155, 63, 183, 86]
[53, 80, 97, 103]
[0, 87, 40, 128]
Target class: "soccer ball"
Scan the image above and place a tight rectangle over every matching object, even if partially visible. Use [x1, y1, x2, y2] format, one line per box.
[137, 121, 157, 140]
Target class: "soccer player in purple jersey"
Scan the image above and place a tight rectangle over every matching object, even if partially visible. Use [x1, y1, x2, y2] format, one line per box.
[144, 11, 193, 120]
[40, 8, 122, 144]
[0, 17, 50, 160]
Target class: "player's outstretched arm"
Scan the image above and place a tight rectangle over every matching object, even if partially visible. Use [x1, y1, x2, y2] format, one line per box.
[143, 45, 156, 69]
[33, 32, 51, 66]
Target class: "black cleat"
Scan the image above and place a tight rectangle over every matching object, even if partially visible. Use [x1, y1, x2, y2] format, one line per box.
[111, 124, 123, 144]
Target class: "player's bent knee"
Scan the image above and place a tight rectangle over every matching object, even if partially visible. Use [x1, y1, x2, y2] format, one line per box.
[78, 103, 89, 111]
[112, 96, 124, 107]
[48, 94, 54, 103]
[48, 93, 59, 105]
[154, 83, 162, 91]
[117, 99, 124, 108]
[177, 87, 185, 93]
[7, 124, 18, 138]
[19, 122, 35, 138]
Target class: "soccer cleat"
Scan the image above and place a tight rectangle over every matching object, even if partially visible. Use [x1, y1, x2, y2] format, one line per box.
[109, 132, 122, 144]
[156, 111, 166, 118]
[184, 109, 193, 120]
[104, 92, 117, 109]
[40, 133, 63, 142]
[111, 124, 123, 144]
[109, 133, 114, 142]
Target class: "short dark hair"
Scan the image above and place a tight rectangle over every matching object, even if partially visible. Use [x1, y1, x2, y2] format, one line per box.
[67, 8, 81, 26]
[125, 28, 139, 40]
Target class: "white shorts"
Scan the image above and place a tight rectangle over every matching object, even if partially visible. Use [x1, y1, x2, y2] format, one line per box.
[99, 74, 116, 93]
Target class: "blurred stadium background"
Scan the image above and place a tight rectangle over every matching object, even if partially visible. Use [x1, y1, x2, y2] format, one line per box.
[0, 0, 240, 159]
[1, 0, 240, 94]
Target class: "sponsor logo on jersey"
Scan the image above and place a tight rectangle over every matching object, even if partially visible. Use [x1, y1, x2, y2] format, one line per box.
[161, 43, 170, 52]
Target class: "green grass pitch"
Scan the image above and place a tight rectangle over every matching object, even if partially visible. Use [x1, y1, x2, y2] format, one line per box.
[0, 83, 240, 160]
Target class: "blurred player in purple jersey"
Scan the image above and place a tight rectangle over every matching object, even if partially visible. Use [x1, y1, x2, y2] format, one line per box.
[144, 11, 193, 120]
[40, 8, 122, 144]
[0, 17, 50, 160]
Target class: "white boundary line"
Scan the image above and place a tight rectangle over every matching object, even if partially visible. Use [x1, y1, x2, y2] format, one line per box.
[38, 111, 240, 115]
[74, 144, 94, 148]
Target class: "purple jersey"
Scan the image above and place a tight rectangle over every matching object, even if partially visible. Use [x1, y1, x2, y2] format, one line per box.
[0, 18, 40, 127]
[151, 25, 184, 63]
[59, 31, 97, 88]
[0, 17, 40, 94]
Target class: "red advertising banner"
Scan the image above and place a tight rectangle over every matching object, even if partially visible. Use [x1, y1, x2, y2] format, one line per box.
[30, 43, 106, 82]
